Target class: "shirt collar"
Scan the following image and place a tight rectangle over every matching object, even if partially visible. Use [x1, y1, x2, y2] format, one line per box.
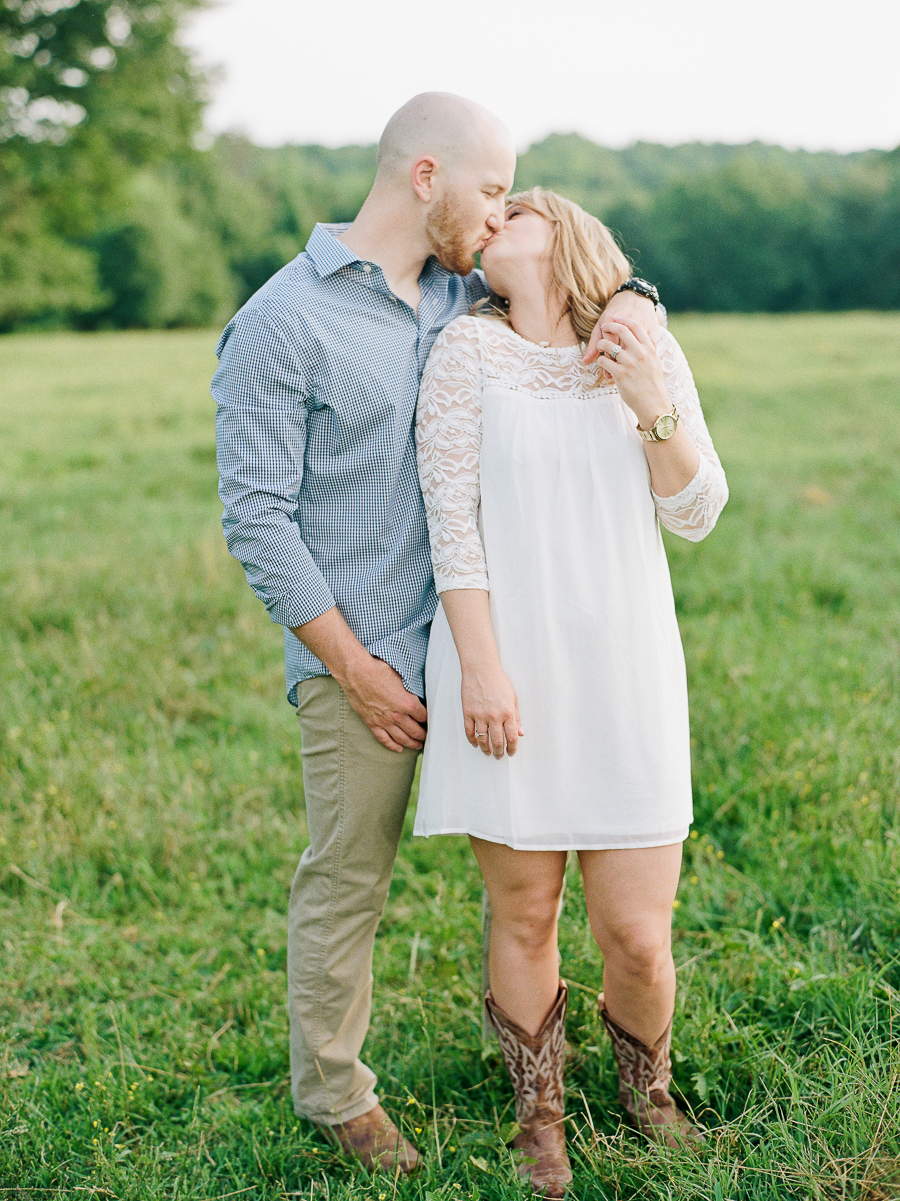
[305, 223, 358, 278]
[305, 222, 457, 299]
[422, 255, 454, 286]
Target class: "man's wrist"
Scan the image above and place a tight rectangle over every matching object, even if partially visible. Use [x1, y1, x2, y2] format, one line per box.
[615, 278, 660, 307]
[331, 641, 376, 691]
[291, 606, 372, 688]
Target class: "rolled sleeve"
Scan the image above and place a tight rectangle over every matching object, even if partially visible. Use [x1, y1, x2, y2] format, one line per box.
[214, 310, 336, 628]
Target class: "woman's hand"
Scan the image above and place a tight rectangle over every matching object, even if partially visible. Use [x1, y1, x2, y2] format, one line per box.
[595, 316, 701, 496]
[461, 662, 523, 758]
[583, 289, 656, 365]
[437, 588, 522, 757]
[593, 317, 672, 430]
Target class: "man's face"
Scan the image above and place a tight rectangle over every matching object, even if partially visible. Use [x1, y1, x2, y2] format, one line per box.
[425, 148, 516, 275]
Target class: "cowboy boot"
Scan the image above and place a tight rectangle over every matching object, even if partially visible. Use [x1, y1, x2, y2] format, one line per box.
[598, 993, 704, 1147]
[485, 983, 572, 1198]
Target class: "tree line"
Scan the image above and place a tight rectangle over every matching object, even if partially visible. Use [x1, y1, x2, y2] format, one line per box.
[2, 0, 899, 331]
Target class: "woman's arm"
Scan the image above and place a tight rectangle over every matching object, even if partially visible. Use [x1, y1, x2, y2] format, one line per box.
[593, 317, 728, 540]
[416, 318, 489, 591]
[439, 589, 523, 758]
[416, 318, 522, 758]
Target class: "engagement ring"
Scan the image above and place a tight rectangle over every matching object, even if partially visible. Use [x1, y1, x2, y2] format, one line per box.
[607, 344, 621, 360]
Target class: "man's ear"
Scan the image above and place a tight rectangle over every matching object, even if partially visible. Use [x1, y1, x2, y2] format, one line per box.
[411, 156, 439, 202]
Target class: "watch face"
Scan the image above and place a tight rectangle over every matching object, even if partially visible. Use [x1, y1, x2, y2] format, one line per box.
[655, 414, 677, 439]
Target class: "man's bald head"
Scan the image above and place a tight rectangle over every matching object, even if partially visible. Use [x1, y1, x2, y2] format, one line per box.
[352, 93, 515, 276]
[376, 92, 514, 183]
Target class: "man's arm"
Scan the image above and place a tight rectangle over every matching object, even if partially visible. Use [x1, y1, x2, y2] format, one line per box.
[291, 609, 427, 752]
[215, 310, 336, 626]
[214, 310, 426, 752]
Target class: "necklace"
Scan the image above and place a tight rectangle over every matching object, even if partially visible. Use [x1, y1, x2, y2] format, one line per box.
[513, 329, 581, 350]
[505, 314, 580, 350]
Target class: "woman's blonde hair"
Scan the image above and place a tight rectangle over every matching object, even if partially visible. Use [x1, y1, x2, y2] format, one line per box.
[477, 187, 632, 343]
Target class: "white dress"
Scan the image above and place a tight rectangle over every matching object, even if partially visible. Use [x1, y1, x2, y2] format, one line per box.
[414, 316, 728, 851]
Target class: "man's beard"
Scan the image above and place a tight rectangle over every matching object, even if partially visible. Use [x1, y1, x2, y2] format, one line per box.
[425, 192, 477, 275]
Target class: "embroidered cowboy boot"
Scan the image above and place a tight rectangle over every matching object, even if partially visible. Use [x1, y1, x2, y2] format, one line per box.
[485, 982, 572, 1198]
[598, 993, 704, 1147]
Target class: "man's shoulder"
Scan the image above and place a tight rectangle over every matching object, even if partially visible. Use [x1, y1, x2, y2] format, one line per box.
[234, 254, 318, 323]
[215, 254, 321, 356]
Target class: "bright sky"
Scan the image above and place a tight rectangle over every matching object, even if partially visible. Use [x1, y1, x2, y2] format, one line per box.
[182, 0, 900, 154]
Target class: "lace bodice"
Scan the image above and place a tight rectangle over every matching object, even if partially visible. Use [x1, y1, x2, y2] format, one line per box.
[416, 315, 728, 593]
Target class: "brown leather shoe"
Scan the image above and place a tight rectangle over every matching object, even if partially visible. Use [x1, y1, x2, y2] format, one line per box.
[320, 1103, 421, 1174]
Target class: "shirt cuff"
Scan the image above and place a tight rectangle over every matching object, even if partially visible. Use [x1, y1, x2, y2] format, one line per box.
[267, 578, 336, 629]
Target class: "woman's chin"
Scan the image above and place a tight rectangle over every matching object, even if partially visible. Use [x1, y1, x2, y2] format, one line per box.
[480, 265, 507, 295]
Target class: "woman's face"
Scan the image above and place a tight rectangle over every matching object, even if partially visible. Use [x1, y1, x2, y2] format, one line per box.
[480, 204, 553, 296]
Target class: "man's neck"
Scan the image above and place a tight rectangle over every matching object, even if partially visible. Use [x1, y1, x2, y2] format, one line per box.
[338, 190, 430, 311]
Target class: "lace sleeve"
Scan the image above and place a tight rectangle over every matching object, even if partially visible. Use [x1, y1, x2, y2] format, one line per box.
[651, 330, 729, 541]
[416, 317, 489, 593]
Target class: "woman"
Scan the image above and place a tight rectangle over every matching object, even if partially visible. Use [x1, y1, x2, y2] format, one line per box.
[414, 189, 727, 1196]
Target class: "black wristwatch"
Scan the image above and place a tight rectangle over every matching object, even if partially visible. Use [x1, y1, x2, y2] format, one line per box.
[614, 278, 660, 307]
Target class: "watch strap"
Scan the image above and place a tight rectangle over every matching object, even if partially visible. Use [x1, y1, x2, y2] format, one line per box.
[615, 277, 660, 307]
[637, 405, 679, 442]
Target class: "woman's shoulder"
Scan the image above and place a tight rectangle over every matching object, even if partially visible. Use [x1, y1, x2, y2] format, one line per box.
[654, 327, 693, 374]
[432, 314, 484, 352]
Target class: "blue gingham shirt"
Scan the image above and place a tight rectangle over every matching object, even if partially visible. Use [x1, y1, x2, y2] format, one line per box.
[214, 223, 488, 704]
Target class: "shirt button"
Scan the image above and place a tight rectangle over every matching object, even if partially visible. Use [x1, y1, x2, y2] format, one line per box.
[361, 263, 372, 273]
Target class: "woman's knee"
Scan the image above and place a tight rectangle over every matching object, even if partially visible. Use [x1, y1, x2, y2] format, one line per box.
[491, 882, 563, 950]
[598, 919, 671, 984]
[474, 843, 565, 951]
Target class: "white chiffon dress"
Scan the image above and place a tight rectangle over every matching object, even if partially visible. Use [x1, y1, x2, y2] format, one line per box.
[413, 315, 728, 851]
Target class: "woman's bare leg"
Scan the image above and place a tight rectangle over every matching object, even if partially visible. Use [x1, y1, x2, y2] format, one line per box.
[577, 844, 683, 1044]
[470, 837, 567, 1036]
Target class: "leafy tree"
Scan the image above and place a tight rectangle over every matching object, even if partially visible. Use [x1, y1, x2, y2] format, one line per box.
[517, 134, 900, 313]
[91, 168, 235, 327]
[195, 136, 378, 307]
[0, 171, 103, 325]
[515, 131, 639, 214]
[0, 0, 214, 328]
[1, 0, 206, 161]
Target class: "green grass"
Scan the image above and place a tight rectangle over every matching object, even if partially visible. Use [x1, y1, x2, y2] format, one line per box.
[1, 314, 899, 1199]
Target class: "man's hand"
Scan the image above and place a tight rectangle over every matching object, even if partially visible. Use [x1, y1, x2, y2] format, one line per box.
[583, 287, 658, 366]
[291, 606, 426, 752]
[342, 656, 428, 753]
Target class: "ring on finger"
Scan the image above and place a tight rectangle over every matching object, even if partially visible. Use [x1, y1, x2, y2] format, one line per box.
[475, 730, 488, 740]
[606, 344, 621, 361]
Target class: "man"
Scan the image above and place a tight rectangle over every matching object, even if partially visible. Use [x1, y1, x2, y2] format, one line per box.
[214, 92, 655, 1174]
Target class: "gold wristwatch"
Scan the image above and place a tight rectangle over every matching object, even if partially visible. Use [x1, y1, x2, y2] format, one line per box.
[637, 405, 679, 442]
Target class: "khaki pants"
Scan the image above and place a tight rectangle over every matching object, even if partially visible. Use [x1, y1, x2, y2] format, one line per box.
[287, 675, 420, 1125]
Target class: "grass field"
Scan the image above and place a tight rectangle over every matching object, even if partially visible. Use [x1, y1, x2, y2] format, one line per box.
[1, 313, 899, 1200]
